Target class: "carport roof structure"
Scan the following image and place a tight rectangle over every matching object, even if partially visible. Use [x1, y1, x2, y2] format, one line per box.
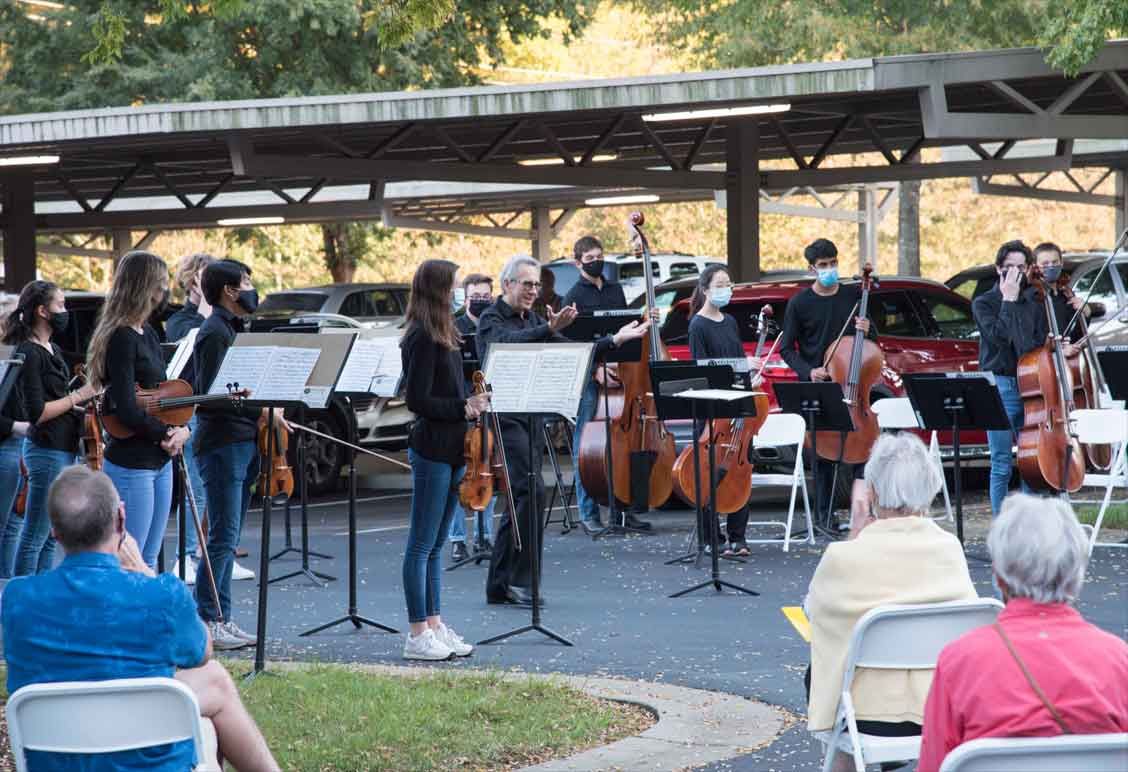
[1, 41, 1127, 287]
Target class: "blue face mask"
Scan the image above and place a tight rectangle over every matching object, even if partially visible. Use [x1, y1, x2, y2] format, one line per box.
[452, 287, 466, 312]
[709, 287, 732, 308]
[817, 267, 839, 288]
[1041, 265, 1062, 282]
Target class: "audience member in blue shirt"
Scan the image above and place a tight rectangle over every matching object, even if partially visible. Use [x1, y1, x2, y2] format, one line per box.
[1, 465, 279, 771]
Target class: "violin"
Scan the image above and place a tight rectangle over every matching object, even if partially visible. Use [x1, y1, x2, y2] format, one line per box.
[814, 265, 883, 464]
[1054, 274, 1113, 471]
[1016, 265, 1086, 493]
[72, 364, 104, 471]
[99, 379, 249, 440]
[577, 211, 677, 511]
[672, 305, 775, 513]
[257, 412, 294, 500]
[458, 372, 520, 544]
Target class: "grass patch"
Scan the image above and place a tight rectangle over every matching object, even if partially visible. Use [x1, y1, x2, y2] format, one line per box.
[1074, 503, 1128, 531]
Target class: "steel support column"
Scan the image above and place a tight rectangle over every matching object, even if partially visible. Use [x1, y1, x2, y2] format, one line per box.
[531, 206, 552, 263]
[1117, 169, 1127, 239]
[725, 120, 760, 282]
[112, 229, 132, 265]
[857, 187, 878, 271]
[2, 174, 37, 292]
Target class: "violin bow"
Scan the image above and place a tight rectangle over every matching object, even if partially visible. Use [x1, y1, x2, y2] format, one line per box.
[287, 420, 411, 471]
[177, 454, 223, 624]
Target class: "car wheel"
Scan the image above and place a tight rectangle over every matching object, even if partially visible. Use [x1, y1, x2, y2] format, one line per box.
[296, 410, 345, 496]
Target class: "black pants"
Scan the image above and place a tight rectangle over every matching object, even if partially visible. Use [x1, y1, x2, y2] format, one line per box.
[811, 455, 864, 526]
[486, 417, 546, 598]
[803, 665, 921, 737]
[697, 504, 749, 546]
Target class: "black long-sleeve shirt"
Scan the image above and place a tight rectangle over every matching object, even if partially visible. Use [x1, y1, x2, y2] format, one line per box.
[778, 285, 874, 381]
[688, 314, 744, 359]
[103, 325, 172, 470]
[0, 356, 28, 441]
[18, 341, 79, 453]
[476, 297, 614, 365]
[1047, 288, 1084, 343]
[561, 278, 627, 313]
[400, 324, 468, 466]
[192, 306, 259, 456]
[165, 302, 204, 343]
[972, 285, 1047, 377]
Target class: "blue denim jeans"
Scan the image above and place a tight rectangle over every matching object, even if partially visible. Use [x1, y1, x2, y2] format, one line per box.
[0, 435, 25, 578]
[177, 416, 204, 558]
[14, 441, 75, 576]
[987, 375, 1028, 516]
[403, 449, 463, 623]
[571, 378, 600, 522]
[195, 440, 258, 622]
[449, 497, 494, 543]
[104, 458, 173, 570]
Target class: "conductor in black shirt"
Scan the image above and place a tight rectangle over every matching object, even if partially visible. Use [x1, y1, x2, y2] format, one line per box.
[478, 255, 649, 606]
[777, 239, 873, 534]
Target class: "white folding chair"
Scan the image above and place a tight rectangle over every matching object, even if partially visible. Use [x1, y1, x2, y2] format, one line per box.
[1068, 408, 1128, 555]
[939, 732, 1128, 771]
[813, 598, 1005, 772]
[7, 677, 215, 772]
[872, 397, 954, 523]
[747, 412, 815, 551]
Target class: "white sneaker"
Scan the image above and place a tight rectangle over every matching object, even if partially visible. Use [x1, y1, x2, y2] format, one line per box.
[435, 623, 473, 657]
[181, 558, 197, 586]
[207, 621, 248, 651]
[231, 560, 255, 581]
[403, 628, 453, 661]
[222, 620, 257, 644]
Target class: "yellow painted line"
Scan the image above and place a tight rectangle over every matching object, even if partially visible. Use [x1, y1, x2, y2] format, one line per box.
[782, 606, 811, 642]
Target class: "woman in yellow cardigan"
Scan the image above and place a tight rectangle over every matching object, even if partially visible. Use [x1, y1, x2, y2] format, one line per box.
[805, 431, 976, 771]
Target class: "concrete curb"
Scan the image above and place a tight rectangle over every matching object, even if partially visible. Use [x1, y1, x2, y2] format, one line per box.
[267, 662, 792, 772]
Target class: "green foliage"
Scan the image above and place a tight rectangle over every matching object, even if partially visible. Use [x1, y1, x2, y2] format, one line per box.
[1041, 0, 1128, 74]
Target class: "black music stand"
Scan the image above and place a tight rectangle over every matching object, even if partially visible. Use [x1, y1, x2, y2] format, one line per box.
[1097, 347, 1128, 401]
[650, 363, 759, 598]
[904, 373, 1010, 547]
[542, 418, 578, 534]
[773, 382, 855, 538]
[564, 312, 646, 538]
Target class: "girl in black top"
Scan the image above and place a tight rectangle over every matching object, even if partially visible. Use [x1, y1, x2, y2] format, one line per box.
[399, 259, 489, 661]
[688, 266, 762, 557]
[87, 251, 190, 569]
[7, 281, 98, 575]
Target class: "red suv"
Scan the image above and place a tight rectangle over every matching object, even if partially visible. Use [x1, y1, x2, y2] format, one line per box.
[658, 275, 988, 465]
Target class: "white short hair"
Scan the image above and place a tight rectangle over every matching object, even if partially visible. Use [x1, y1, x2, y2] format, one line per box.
[500, 255, 540, 285]
[988, 493, 1088, 604]
[863, 431, 943, 514]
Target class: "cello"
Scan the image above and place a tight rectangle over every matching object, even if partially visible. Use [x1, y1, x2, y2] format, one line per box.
[671, 305, 775, 513]
[814, 265, 883, 465]
[1016, 265, 1086, 493]
[577, 211, 676, 511]
[1054, 274, 1113, 471]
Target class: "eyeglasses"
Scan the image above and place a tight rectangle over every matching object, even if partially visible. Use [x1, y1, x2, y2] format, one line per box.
[517, 280, 543, 291]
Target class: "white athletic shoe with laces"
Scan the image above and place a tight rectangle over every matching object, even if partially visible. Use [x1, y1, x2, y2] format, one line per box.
[231, 560, 255, 581]
[222, 621, 257, 644]
[403, 628, 453, 661]
[435, 623, 474, 657]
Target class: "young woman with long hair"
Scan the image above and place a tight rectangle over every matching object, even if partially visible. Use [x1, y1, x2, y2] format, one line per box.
[87, 251, 190, 569]
[0, 294, 31, 577]
[399, 259, 489, 660]
[6, 281, 97, 575]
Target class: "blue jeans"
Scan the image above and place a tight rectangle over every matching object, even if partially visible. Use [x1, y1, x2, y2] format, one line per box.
[987, 375, 1028, 516]
[14, 442, 74, 576]
[572, 378, 600, 522]
[449, 497, 494, 543]
[195, 441, 258, 623]
[0, 435, 25, 578]
[104, 458, 173, 570]
[178, 416, 204, 558]
[403, 449, 463, 623]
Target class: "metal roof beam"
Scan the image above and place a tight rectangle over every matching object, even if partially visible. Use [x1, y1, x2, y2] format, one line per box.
[381, 211, 532, 240]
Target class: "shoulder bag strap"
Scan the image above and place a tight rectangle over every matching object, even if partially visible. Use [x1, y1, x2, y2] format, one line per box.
[992, 622, 1073, 734]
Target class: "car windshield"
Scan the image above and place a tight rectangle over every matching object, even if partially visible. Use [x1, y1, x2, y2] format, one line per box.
[258, 292, 327, 313]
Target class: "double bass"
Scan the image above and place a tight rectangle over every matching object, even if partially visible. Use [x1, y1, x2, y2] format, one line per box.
[1016, 266, 1086, 493]
[1054, 274, 1113, 471]
[577, 212, 676, 510]
[814, 265, 883, 464]
[671, 305, 775, 513]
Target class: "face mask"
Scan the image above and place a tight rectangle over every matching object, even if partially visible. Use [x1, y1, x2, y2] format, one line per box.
[817, 267, 839, 288]
[709, 287, 732, 308]
[236, 288, 259, 314]
[152, 288, 170, 318]
[48, 310, 69, 336]
[468, 298, 491, 318]
[581, 260, 604, 279]
[1041, 265, 1062, 282]
[451, 287, 466, 312]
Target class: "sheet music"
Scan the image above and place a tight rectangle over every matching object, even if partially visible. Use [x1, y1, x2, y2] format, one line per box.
[526, 348, 586, 413]
[676, 388, 756, 401]
[335, 336, 403, 396]
[485, 350, 538, 413]
[253, 347, 321, 403]
[484, 343, 593, 417]
[696, 357, 750, 373]
[208, 346, 273, 396]
[166, 328, 199, 380]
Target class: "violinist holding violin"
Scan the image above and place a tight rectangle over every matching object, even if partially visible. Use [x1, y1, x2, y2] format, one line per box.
[1033, 242, 1085, 357]
[971, 240, 1046, 517]
[777, 239, 874, 536]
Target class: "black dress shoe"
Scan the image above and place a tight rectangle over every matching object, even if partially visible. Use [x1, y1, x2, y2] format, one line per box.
[581, 520, 602, 536]
[475, 538, 493, 555]
[624, 513, 652, 530]
[451, 541, 469, 562]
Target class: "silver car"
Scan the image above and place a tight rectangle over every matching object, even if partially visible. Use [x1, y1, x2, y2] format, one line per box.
[257, 283, 410, 329]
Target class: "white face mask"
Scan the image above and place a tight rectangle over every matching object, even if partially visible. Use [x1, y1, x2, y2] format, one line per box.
[709, 287, 732, 308]
[451, 287, 466, 312]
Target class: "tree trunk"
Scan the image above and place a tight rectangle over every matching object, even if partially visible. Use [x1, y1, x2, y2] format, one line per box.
[322, 223, 357, 284]
[897, 180, 921, 277]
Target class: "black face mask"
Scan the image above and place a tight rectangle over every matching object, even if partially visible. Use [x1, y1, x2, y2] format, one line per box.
[48, 311, 69, 337]
[468, 298, 491, 318]
[152, 288, 170, 319]
[237, 288, 259, 314]
[581, 260, 604, 279]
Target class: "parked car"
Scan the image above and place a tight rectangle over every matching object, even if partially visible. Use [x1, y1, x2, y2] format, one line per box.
[945, 251, 1127, 344]
[256, 283, 410, 330]
[56, 291, 181, 369]
[544, 253, 724, 303]
[627, 270, 810, 325]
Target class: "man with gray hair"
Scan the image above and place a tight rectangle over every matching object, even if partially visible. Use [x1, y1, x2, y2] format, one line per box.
[1, 465, 279, 771]
[917, 493, 1128, 771]
[477, 254, 649, 606]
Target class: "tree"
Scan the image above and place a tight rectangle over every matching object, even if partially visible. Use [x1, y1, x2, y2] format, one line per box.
[1042, 1, 1128, 74]
[1, 0, 592, 277]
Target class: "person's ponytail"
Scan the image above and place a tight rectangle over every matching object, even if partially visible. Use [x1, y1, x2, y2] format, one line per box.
[1, 280, 58, 346]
